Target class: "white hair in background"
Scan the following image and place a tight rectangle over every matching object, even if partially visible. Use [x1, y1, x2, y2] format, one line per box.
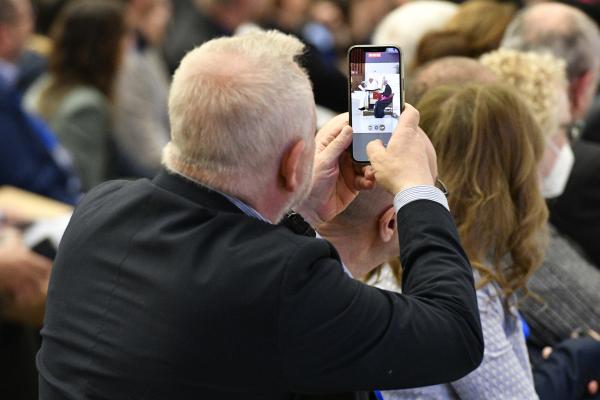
[372, 1, 458, 70]
[163, 30, 315, 196]
[501, 3, 600, 82]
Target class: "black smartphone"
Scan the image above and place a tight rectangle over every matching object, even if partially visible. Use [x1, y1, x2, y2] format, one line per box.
[348, 45, 404, 163]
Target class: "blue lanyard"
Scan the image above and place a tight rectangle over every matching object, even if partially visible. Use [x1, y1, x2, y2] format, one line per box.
[374, 391, 384, 400]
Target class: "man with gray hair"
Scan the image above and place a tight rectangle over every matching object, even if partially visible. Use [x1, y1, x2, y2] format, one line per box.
[501, 2, 600, 267]
[38, 30, 484, 399]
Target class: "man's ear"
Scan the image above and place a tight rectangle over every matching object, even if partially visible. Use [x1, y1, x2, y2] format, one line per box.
[570, 70, 596, 120]
[279, 139, 305, 192]
[378, 206, 397, 243]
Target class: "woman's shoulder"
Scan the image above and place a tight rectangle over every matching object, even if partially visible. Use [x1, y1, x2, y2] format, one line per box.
[25, 76, 109, 119]
[60, 85, 109, 114]
[23, 74, 51, 113]
[476, 279, 514, 317]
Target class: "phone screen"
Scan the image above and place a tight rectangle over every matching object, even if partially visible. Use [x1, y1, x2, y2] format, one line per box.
[349, 46, 403, 163]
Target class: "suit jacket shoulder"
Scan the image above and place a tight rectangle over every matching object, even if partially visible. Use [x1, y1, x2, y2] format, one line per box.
[39, 171, 483, 400]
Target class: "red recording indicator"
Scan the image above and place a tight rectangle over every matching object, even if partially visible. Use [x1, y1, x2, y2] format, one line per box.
[367, 52, 382, 58]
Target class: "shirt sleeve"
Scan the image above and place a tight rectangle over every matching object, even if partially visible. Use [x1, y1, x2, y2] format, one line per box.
[394, 186, 449, 212]
[451, 285, 539, 400]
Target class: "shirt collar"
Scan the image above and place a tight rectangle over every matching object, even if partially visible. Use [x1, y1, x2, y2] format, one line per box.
[171, 170, 270, 223]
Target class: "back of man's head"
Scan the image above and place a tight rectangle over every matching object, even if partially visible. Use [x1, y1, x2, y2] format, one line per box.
[163, 30, 315, 196]
[320, 185, 398, 278]
[407, 56, 497, 103]
[501, 2, 600, 83]
[336, 186, 393, 227]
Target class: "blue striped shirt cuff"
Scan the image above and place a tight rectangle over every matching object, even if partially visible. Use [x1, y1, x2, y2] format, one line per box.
[394, 185, 449, 212]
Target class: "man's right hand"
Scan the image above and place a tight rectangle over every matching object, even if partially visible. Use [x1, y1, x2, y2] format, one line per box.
[366, 104, 438, 195]
[0, 228, 52, 325]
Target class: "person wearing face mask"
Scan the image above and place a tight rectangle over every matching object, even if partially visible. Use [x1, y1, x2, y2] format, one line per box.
[537, 81, 575, 200]
[481, 49, 600, 357]
[500, 3, 600, 267]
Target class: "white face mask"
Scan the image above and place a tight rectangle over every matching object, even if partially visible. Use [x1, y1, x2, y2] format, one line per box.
[541, 142, 575, 199]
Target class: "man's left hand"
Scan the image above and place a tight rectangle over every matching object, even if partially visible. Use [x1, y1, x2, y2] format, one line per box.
[296, 113, 374, 227]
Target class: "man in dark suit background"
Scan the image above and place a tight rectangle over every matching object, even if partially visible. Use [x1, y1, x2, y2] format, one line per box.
[38, 30, 483, 399]
[0, 0, 80, 205]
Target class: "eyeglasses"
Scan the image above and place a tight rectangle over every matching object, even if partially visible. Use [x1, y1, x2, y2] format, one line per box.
[435, 178, 449, 198]
[560, 122, 583, 142]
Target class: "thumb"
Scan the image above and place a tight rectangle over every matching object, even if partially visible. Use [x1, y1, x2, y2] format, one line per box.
[366, 139, 385, 163]
[320, 125, 353, 161]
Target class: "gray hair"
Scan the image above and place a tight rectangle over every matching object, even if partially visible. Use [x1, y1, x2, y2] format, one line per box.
[163, 30, 315, 196]
[501, 3, 600, 81]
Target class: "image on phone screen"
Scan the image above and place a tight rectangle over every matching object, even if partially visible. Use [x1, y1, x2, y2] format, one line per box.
[349, 46, 402, 163]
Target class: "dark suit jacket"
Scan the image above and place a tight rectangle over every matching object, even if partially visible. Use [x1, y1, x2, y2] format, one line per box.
[532, 338, 600, 400]
[548, 140, 600, 266]
[38, 169, 483, 399]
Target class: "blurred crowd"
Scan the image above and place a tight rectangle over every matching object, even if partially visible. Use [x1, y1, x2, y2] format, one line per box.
[2, 0, 600, 399]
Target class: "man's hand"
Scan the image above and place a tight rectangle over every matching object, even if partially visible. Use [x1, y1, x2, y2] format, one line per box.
[0, 228, 52, 326]
[296, 113, 374, 227]
[366, 104, 437, 194]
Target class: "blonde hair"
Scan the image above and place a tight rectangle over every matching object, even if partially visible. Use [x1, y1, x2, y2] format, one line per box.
[163, 30, 315, 196]
[417, 84, 548, 298]
[480, 48, 567, 138]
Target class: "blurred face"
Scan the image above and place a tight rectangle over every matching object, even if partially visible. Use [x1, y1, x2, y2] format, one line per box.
[310, 1, 344, 30]
[538, 86, 576, 199]
[0, 0, 33, 62]
[140, 0, 172, 46]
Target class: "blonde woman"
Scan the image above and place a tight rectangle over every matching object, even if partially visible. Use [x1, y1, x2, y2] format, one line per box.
[383, 83, 547, 399]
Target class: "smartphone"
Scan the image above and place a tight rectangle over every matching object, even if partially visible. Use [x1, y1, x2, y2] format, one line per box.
[348, 45, 404, 163]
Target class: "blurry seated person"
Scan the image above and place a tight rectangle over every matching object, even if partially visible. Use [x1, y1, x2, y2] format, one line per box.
[480, 49, 600, 349]
[358, 77, 381, 110]
[0, 0, 80, 205]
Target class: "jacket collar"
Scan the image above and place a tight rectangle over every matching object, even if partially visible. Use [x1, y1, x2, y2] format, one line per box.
[152, 168, 243, 215]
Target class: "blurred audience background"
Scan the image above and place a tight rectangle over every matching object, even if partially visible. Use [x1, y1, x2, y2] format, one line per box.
[2, 0, 600, 398]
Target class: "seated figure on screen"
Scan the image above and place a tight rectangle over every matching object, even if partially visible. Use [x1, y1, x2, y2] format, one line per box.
[374, 78, 393, 118]
[358, 77, 380, 110]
